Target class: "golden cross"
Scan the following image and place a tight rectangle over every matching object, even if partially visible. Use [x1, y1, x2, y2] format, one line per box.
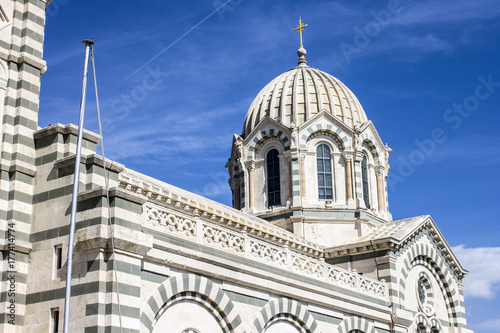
[293, 17, 308, 48]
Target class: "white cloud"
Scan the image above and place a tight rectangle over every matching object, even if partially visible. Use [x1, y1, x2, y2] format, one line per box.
[365, 32, 454, 63]
[452, 245, 500, 299]
[477, 318, 500, 331]
[425, 135, 500, 167]
[393, 0, 500, 27]
[403, 34, 454, 53]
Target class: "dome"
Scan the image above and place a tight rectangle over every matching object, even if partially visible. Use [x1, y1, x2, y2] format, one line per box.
[242, 65, 368, 137]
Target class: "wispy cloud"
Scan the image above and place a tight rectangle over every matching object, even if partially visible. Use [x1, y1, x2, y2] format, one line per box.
[477, 318, 500, 331]
[331, 0, 500, 65]
[400, 33, 453, 53]
[363, 32, 455, 63]
[391, 135, 500, 172]
[392, 0, 500, 27]
[424, 135, 500, 167]
[452, 245, 500, 299]
[98, 102, 243, 163]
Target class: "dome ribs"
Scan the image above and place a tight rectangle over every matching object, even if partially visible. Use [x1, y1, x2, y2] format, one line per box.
[255, 76, 276, 128]
[326, 74, 348, 126]
[280, 71, 294, 126]
[340, 82, 356, 126]
[243, 66, 368, 136]
[301, 67, 311, 123]
[312, 68, 336, 117]
[309, 69, 323, 115]
[268, 74, 281, 121]
[244, 87, 263, 135]
[291, 68, 300, 125]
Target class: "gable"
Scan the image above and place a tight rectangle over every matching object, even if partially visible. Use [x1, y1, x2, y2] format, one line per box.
[324, 215, 467, 280]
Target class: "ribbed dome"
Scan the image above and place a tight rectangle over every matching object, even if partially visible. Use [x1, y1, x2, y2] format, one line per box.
[243, 65, 368, 136]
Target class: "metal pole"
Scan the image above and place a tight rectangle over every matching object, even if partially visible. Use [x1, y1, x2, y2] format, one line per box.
[63, 39, 94, 333]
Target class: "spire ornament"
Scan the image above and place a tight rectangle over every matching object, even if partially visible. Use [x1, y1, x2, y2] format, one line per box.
[293, 17, 308, 66]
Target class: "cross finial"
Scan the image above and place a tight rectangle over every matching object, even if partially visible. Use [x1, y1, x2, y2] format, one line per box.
[293, 17, 308, 48]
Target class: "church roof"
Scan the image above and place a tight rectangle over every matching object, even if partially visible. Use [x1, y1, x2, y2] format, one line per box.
[324, 215, 468, 279]
[242, 64, 368, 137]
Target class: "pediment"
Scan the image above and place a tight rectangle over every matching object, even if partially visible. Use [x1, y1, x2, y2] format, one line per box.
[358, 121, 387, 151]
[299, 109, 355, 137]
[243, 115, 291, 146]
[324, 215, 468, 279]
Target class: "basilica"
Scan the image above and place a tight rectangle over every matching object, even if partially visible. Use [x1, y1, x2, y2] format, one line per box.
[0, 1, 473, 332]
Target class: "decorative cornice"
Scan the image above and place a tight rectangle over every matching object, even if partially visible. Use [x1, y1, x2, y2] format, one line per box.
[243, 116, 291, 143]
[54, 154, 125, 174]
[75, 224, 153, 257]
[0, 50, 47, 72]
[299, 109, 355, 137]
[144, 202, 388, 300]
[118, 170, 391, 299]
[119, 170, 323, 257]
[359, 121, 385, 152]
[34, 123, 101, 143]
[324, 216, 468, 280]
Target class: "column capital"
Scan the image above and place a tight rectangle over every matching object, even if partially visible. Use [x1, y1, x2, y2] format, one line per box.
[341, 151, 354, 163]
[354, 151, 364, 162]
[245, 160, 256, 171]
[375, 165, 385, 176]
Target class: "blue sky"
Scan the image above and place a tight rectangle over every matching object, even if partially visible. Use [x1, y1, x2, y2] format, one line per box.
[39, 1, 500, 331]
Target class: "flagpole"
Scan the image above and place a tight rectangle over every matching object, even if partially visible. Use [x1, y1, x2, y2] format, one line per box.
[63, 39, 94, 333]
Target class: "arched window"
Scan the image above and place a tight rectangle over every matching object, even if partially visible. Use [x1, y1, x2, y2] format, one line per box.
[317, 144, 333, 200]
[267, 149, 281, 206]
[361, 155, 370, 208]
[417, 324, 427, 333]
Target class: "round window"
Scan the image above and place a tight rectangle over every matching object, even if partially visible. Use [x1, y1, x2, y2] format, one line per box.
[416, 272, 434, 316]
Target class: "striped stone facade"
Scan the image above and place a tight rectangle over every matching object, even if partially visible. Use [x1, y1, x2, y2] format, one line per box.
[0, 0, 49, 331]
[0, 2, 473, 332]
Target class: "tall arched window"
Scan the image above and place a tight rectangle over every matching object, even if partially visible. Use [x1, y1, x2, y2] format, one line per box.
[361, 155, 370, 208]
[267, 149, 281, 207]
[317, 144, 333, 200]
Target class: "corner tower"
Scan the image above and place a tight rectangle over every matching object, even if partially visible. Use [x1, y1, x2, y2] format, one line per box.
[0, 0, 49, 329]
[227, 29, 392, 247]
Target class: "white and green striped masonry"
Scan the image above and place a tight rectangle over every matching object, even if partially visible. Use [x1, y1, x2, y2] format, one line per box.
[0, 1, 49, 331]
[0, 1, 474, 332]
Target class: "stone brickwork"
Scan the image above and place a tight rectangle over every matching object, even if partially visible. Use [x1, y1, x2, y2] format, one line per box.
[0, 2, 473, 332]
[0, 1, 49, 331]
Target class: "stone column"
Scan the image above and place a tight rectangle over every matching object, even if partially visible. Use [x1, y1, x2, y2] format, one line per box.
[375, 166, 385, 212]
[300, 154, 306, 197]
[248, 162, 256, 211]
[283, 154, 293, 204]
[354, 151, 365, 207]
[234, 186, 240, 210]
[343, 154, 354, 201]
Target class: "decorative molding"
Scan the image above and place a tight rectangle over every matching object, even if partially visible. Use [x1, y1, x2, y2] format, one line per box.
[121, 171, 323, 258]
[416, 271, 435, 317]
[399, 244, 462, 327]
[141, 273, 242, 332]
[146, 206, 197, 238]
[325, 216, 467, 280]
[306, 129, 345, 152]
[143, 202, 388, 300]
[253, 298, 318, 333]
[336, 315, 377, 333]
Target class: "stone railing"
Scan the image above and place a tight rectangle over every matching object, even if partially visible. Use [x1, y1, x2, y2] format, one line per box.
[144, 203, 388, 300]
